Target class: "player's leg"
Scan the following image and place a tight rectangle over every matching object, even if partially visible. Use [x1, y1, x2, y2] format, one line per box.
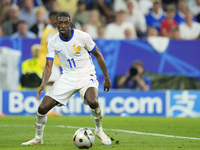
[22, 96, 58, 145]
[84, 87, 111, 145]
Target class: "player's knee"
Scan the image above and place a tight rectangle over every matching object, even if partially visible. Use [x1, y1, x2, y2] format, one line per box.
[88, 99, 98, 109]
[38, 105, 47, 115]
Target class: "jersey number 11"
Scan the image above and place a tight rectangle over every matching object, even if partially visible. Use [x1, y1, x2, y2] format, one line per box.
[67, 58, 76, 68]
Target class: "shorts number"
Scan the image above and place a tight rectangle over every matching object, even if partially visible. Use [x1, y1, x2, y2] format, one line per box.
[67, 58, 76, 68]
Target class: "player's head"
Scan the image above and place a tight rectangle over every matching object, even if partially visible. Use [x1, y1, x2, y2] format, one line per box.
[55, 11, 72, 37]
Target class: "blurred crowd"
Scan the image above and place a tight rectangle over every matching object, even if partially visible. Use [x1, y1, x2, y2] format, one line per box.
[0, 0, 200, 40]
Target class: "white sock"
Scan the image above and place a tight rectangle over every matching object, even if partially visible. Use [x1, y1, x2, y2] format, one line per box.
[35, 112, 47, 140]
[91, 105, 103, 131]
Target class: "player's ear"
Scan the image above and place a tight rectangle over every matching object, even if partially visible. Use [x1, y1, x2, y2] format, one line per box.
[54, 21, 57, 26]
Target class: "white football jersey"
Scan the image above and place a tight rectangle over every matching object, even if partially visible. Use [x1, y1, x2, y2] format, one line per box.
[46, 29, 96, 78]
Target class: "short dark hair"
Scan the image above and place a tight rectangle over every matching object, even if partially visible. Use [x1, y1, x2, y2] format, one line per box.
[56, 11, 71, 21]
[49, 11, 58, 19]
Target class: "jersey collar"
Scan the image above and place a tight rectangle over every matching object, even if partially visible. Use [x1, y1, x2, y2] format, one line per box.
[59, 28, 74, 42]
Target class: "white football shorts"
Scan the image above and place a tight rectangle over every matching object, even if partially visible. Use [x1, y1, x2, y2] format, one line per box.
[45, 74, 99, 105]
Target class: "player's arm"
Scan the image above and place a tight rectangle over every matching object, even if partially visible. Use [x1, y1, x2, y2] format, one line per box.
[36, 59, 53, 99]
[92, 47, 111, 92]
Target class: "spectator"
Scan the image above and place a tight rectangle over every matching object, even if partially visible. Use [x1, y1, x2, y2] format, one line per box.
[0, 0, 12, 24]
[145, 0, 165, 32]
[73, 0, 89, 25]
[18, 0, 37, 29]
[82, 9, 101, 39]
[57, 0, 78, 14]
[179, 10, 200, 40]
[170, 26, 182, 40]
[174, 0, 197, 24]
[2, 4, 19, 36]
[20, 44, 43, 89]
[126, 0, 147, 38]
[97, 26, 105, 39]
[118, 60, 151, 91]
[160, 4, 178, 38]
[30, 6, 47, 38]
[147, 27, 159, 37]
[104, 10, 137, 39]
[11, 20, 37, 38]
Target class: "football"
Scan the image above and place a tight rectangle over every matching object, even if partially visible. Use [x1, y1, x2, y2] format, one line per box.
[73, 128, 95, 149]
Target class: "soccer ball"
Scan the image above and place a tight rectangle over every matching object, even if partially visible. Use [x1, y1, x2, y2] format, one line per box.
[73, 128, 95, 149]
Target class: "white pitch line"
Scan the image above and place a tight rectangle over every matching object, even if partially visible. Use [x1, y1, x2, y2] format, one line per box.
[1, 124, 200, 141]
[57, 125, 200, 141]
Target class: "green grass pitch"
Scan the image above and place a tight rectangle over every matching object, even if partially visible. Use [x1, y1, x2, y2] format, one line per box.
[0, 116, 200, 150]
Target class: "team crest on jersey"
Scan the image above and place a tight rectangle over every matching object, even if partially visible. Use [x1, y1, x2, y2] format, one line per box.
[73, 43, 81, 56]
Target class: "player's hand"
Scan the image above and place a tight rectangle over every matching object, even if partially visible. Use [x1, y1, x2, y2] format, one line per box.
[103, 78, 111, 92]
[36, 83, 45, 100]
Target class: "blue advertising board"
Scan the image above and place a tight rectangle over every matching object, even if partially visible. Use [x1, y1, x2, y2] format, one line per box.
[1, 90, 166, 116]
[2, 90, 200, 117]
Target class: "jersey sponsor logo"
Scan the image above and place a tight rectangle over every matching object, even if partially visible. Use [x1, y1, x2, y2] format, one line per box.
[73, 43, 81, 55]
[57, 50, 63, 53]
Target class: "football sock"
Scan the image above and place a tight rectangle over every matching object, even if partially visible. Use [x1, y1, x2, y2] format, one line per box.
[91, 104, 102, 131]
[35, 112, 47, 140]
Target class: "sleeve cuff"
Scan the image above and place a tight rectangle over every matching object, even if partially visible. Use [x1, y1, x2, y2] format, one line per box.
[46, 57, 54, 61]
[89, 44, 96, 53]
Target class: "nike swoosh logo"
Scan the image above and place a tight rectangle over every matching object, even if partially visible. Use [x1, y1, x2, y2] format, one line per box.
[57, 50, 62, 53]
